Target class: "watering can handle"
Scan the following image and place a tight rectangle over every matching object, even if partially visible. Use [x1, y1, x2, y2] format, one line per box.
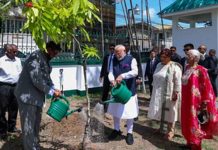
[51, 95, 69, 105]
[113, 80, 126, 88]
[59, 95, 69, 105]
[121, 80, 126, 85]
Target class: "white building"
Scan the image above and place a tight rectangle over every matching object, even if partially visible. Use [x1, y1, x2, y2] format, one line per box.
[160, 0, 218, 56]
[0, 7, 38, 53]
[116, 22, 172, 51]
[152, 24, 173, 50]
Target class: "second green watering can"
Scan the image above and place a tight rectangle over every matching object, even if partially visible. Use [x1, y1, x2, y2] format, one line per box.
[47, 95, 82, 122]
[104, 80, 132, 104]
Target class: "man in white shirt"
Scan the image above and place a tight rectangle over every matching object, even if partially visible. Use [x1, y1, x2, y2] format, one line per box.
[107, 45, 138, 145]
[0, 44, 22, 140]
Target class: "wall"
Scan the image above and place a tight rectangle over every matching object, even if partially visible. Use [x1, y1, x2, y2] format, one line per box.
[172, 9, 218, 56]
[50, 63, 147, 96]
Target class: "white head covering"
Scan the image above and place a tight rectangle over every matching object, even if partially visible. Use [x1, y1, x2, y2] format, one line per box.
[188, 49, 201, 62]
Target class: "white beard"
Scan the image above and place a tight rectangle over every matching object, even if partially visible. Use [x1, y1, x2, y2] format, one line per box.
[117, 54, 126, 60]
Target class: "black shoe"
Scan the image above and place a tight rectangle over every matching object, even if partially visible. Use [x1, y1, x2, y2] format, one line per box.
[8, 127, 21, 133]
[108, 130, 122, 140]
[126, 133, 134, 145]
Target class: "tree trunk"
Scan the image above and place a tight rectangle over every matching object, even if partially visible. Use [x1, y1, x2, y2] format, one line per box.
[82, 59, 92, 149]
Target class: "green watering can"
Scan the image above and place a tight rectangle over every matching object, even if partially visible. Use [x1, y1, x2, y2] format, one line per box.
[47, 95, 82, 122]
[104, 80, 132, 104]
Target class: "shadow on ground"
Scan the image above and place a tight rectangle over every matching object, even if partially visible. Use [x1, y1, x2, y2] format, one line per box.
[40, 139, 82, 150]
[134, 122, 184, 150]
[0, 129, 82, 150]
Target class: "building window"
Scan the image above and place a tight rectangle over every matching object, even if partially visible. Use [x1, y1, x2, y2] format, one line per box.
[177, 13, 212, 29]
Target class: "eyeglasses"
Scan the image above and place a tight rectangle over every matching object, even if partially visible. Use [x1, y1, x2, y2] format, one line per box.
[109, 47, 114, 50]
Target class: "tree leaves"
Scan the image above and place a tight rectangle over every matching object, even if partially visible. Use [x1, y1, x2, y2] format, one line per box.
[14, 0, 100, 51]
[83, 45, 100, 59]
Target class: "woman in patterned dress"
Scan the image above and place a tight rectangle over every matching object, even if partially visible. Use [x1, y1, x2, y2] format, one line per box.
[181, 49, 218, 150]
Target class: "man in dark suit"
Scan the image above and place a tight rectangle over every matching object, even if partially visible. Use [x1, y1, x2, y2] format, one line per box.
[170, 46, 181, 64]
[144, 50, 159, 96]
[124, 42, 143, 85]
[181, 43, 194, 73]
[204, 49, 218, 96]
[99, 44, 115, 111]
[198, 44, 209, 67]
[14, 41, 62, 150]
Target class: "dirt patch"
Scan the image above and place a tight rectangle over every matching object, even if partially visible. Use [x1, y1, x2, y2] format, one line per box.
[0, 99, 86, 150]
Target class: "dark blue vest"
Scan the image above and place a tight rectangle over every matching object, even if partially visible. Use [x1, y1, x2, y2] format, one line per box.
[113, 55, 136, 95]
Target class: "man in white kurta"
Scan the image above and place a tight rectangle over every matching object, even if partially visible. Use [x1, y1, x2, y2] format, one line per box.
[107, 44, 138, 145]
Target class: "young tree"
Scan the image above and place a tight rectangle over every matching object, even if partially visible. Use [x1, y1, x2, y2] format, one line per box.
[1, 0, 101, 147]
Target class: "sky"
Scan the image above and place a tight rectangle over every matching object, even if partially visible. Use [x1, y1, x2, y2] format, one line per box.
[115, 0, 176, 26]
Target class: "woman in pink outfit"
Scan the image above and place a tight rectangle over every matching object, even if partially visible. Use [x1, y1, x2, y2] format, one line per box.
[181, 49, 218, 150]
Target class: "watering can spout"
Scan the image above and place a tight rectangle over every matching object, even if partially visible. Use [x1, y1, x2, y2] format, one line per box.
[66, 107, 83, 116]
[103, 98, 116, 104]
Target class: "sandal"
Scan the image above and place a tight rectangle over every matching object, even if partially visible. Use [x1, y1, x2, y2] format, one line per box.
[164, 131, 174, 141]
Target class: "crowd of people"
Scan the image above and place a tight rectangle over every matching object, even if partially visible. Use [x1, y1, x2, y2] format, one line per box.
[100, 42, 218, 149]
[0, 41, 218, 150]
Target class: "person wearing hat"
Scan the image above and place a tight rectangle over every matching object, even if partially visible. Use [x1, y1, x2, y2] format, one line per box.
[14, 41, 62, 150]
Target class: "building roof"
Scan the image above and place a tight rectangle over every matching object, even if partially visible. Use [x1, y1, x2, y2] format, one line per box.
[159, 0, 218, 15]
[116, 22, 158, 30]
[154, 24, 172, 30]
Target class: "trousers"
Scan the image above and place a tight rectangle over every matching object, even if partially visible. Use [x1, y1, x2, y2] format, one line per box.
[18, 100, 42, 150]
[113, 117, 134, 133]
[0, 84, 18, 134]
